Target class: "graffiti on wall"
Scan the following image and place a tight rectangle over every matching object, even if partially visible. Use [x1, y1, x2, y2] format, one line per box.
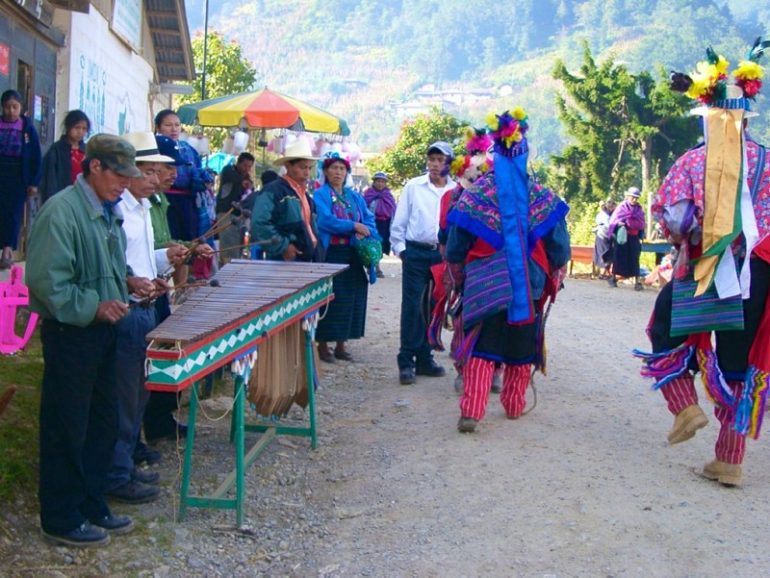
[78, 54, 106, 133]
[76, 53, 137, 135]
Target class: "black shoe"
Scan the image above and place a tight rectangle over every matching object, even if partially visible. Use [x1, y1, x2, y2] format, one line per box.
[106, 480, 160, 504]
[41, 522, 110, 548]
[416, 361, 446, 377]
[132, 467, 160, 485]
[334, 349, 353, 361]
[89, 514, 134, 535]
[133, 442, 161, 465]
[146, 423, 188, 444]
[399, 367, 416, 385]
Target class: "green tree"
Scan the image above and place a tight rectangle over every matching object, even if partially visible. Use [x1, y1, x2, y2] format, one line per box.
[175, 31, 258, 151]
[550, 43, 698, 210]
[366, 108, 466, 191]
[177, 31, 258, 106]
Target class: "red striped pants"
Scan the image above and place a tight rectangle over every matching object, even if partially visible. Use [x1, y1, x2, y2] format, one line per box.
[660, 375, 745, 464]
[460, 357, 530, 420]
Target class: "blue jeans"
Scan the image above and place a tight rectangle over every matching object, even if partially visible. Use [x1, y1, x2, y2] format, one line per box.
[39, 320, 118, 534]
[397, 243, 443, 369]
[106, 306, 157, 490]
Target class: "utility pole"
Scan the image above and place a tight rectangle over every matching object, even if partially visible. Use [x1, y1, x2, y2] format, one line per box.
[201, 0, 209, 101]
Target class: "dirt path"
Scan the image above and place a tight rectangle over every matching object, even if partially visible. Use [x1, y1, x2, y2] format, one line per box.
[3, 257, 770, 577]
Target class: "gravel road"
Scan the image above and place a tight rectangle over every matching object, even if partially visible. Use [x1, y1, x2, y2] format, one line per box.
[2, 257, 770, 577]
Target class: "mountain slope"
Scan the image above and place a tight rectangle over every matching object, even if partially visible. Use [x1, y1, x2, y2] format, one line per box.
[186, 0, 770, 154]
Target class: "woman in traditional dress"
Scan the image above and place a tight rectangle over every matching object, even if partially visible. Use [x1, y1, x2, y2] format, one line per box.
[0, 89, 41, 269]
[608, 187, 646, 290]
[592, 197, 616, 278]
[154, 109, 213, 242]
[314, 152, 379, 363]
[363, 171, 396, 277]
[39, 109, 90, 203]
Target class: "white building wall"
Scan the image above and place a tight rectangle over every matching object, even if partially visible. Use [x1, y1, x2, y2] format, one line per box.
[53, 6, 155, 136]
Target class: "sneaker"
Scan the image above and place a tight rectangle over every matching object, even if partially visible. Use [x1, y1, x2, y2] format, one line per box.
[607, 277, 618, 288]
[106, 480, 160, 504]
[416, 360, 446, 377]
[41, 521, 110, 548]
[399, 367, 416, 385]
[133, 442, 161, 465]
[132, 467, 160, 485]
[698, 459, 742, 487]
[490, 372, 502, 394]
[634, 282, 643, 291]
[457, 417, 478, 433]
[668, 404, 708, 445]
[89, 514, 134, 535]
[453, 373, 464, 395]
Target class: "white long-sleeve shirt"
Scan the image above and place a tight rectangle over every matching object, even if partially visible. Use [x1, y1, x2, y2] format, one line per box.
[120, 190, 170, 284]
[390, 173, 456, 256]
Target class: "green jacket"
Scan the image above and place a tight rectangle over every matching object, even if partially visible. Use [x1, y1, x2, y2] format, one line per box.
[149, 192, 173, 249]
[26, 176, 129, 327]
[250, 177, 318, 261]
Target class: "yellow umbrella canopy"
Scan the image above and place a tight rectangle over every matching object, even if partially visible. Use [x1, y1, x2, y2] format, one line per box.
[177, 88, 350, 135]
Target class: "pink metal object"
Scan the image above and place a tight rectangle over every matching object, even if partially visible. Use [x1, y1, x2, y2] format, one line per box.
[0, 265, 39, 355]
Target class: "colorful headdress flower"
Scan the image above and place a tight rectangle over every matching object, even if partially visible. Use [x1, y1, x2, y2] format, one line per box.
[486, 107, 529, 158]
[670, 38, 770, 110]
[450, 127, 493, 179]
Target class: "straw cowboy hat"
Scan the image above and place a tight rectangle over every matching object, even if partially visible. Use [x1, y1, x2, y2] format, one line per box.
[273, 139, 319, 165]
[121, 131, 175, 163]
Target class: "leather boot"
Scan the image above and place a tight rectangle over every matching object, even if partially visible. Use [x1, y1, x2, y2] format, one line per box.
[668, 404, 708, 445]
[699, 459, 742, 487]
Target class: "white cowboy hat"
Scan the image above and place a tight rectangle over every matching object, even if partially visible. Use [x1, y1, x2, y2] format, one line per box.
[274, 139, 319, 166]
[121, 131, 175, 163]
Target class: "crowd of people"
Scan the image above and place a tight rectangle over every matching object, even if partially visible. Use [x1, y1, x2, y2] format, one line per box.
[8, 37, 770, 549]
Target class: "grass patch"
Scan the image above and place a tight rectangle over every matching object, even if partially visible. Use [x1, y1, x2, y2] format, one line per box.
[0, 321, 43, 502]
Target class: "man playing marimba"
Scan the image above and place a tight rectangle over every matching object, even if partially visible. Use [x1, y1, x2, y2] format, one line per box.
[251, 139, 320, 262]
[27, 135, 140, 547]
[104, 132, 187, 505]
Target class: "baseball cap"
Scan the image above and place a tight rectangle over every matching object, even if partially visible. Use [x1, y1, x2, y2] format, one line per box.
[155, 135, 192, 166]
[86, 134, 142, 178]
[373, 171, 388, 181]
[427, 141, 453, 158]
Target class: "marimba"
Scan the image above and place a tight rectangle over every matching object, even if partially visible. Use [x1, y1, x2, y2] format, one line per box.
[145, 259, 347, 525]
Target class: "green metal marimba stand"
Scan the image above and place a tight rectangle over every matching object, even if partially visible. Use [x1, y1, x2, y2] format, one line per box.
[177, 315, 318, 526]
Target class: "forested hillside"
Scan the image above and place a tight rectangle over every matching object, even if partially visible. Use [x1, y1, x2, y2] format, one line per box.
[184, 0, 770, 155]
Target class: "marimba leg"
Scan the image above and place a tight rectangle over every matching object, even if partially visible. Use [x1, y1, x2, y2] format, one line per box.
[233, 375, 246, 527]
[178, 382, 200, 521]
[304, 324, 318, 450]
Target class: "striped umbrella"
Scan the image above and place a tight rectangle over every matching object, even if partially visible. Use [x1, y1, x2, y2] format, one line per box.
[177, 87, 350, 135]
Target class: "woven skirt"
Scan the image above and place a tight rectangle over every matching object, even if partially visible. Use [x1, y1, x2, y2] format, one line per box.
[316, 244, 369, 342]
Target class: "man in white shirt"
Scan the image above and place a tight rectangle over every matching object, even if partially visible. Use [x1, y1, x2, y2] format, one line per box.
[390, 142, 456, 385]
[105, 132, 187, 505]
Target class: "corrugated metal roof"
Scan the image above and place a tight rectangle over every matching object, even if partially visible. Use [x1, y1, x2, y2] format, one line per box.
[145, 0, 194, 82]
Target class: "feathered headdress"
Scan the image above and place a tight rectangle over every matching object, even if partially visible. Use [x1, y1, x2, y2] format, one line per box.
[485, 107, 529, 158]
[450, 126, 493, 179]
[669, 38, 769, 108]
